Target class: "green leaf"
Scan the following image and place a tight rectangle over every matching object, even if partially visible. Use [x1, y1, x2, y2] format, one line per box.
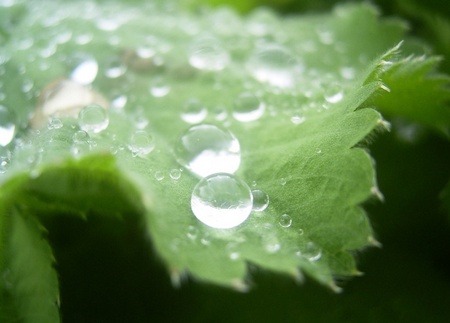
[0, 1, 444, 314]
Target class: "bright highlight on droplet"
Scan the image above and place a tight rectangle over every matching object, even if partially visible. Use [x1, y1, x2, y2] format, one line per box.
[175, 123, 241, 178]
[232, 92, 265, 122]
[251, 189, 269, 211]
[188, 36, 230, 71]
[0, 105, 15, 147]
[191, 173, 253, 229]
[128, 130, 155, 156]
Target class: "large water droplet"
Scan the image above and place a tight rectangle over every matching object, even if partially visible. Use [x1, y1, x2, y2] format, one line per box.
[175, 124, 240, 178]
[232, 92, 265, 122]
[180, 99, 207, 124]
[188, 36, 229, 71]
[78, 104, 109, 133]
[128, 130, 155, 156]
[247, 45, 301, 88]
[251, 189, 269, 211]
[0, 105, 15, 146]
[70, 56, 98, 85]
[191, 173, 252, 229]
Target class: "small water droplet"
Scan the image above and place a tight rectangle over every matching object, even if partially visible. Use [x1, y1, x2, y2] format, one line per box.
[263, 234, 281, 253]
[232, 92, 265, 122]
[247, 45, 301, 88]
[316, 148, 322, 154]
[0, 155, 11, 174]
[78, 104, 109, 133]
[73, 130, 90, 143]
[279, 178, 287, 186]
[188, 36, 229, 71]
[175, 124, 240, 178]
[111, 95, 127, 110]
[180, 99, 207, 124]
[251, 189, 269, 212]
[0, 105, 15, 146]
[150, 76, 170, 97]
[154, 170, 165, 181]
[279, 214, 292, 228]
[303, 242, 322, 262]
[105, 58, 127, 78]
[200, 232, 211, 246]
[128, 130, 155, 156]
[169, 168, 182, 180]
[48, 118, 63, 130]
[191, 173, 252, 229]
[186, 225, 198, 240]
[340, 66, 355, 80]
[298, 228, 304, 236]
[324, 84, 343, 103]
[290, 115, 306, 125]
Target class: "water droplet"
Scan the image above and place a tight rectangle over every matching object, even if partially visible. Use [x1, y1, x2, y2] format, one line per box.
[0, 105, 15, 146]
[251, 189, 269, 212]
[180, 99, 207, 124]
[73, 130, 90, 143]
[78, 104, 109, 133]
[324, 84, 343, 103]
[128, 130, 155, 156]
[0, 155, 11, 174]
[316, 148, 322, 154]
[150, 76, 170, 97]
[279, 178, 287, 186]
[175, 124, 240, 178]
[186, 225, 198, 240]
[279, 214, 292, 228]
[169, 168, 182, 180]
[154, 170, 165, 181]
[232, 92, 265, 122]
[247, 45, 301, 88]
[188, 36, 229, 71]
[262, 229, 281, 253]
[200, 232, 211, 246]
[290, 115, 306, 125]
[191, 173, 252, 229]
[111, 95, 127, 110]
[105, 58, 127, 78]
[340, 66, 355, 80]
[298, 228, 304, 236]
[303, 242, 322, 262]
[48, 118, 63, 130]
[70, 56, 98, 85]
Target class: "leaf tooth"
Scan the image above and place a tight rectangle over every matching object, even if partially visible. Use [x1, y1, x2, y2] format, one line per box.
[367, 236, 382, 248]
[370, 186, 384, 202]
[377, 118, 391, 131]
[289, 268, 305, 284]
[169, 268, 188, 288]
[231, 279, 250, 293]
[328, 282, 343, 294]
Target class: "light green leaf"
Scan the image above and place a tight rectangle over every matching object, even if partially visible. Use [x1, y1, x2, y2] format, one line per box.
[0, 0, 441, 311]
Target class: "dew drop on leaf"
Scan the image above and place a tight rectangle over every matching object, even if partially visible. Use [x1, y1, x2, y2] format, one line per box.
[251, 189, 269, 212]
[186, 225, 198, 240]
[232, 92, 265, 122]
[0, 155, 11, 174]
[154, 170, 165, 181]
[70, 56, 98, 85]
[128, 130, 155, 156]
[279, 214, 292, 228]
[302, 242, 322, 262]
[150, 76, 170, 97]
[0, 105, 15, 147]
[188, 36, 229, 71]
[175, 123, 240, 178]
[191, 173, 252, 229]
[180, 99, 207, 124]
[246, 44, 300, 88]
[169, 168, 182, 180]
[324, 84, 344, 103]
[78, 104, 109, 133]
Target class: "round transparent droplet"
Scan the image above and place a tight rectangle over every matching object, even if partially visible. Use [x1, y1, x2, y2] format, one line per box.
[191, 173, 252, 229]
[200, 232, 211, 246]
[78, 105, 109, 134]
[105, 58, 127, 78]
[128, 130, 155, 156]
[175, 124, 240, 178]
[0, 105, 15, 146]
[70, 56, 98, 85]
[186, 225, 198, 240]
[279, 214, 292, 228]
[150, 77, 170, 97]
[251, 189, 269, 211]
[188, 36, 230, 71]
[154, 170, 165, 181]
[303, 242, 322, 262]
[0, 155, 11, 174]
[180, 99, 207, 124]
[290, 115, 306, 125]
[73, 130, 90, 143]
[324, 84, 344, 103]
[169, 168, 182, 180]
[263, 233, 281, 253]
[232, 92, 265, 122]
[48, 118, 63, 130]
[247, 45, 301, 88]
[279, 178, 287, 186]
